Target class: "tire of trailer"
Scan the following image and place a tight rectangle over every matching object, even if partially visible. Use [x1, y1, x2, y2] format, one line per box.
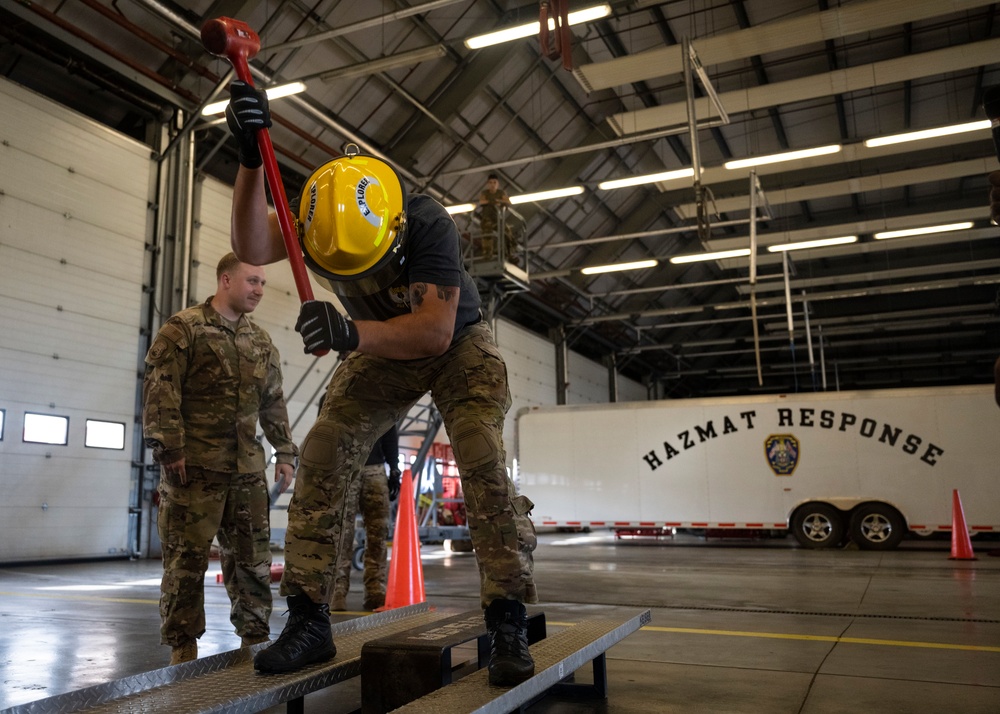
[790, 503, 845, 549]
[848, 503, 906, 551]
[352, 545, 364, 571]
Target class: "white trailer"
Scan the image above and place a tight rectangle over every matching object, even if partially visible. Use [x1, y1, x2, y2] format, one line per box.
[516, 386, 1000, 550]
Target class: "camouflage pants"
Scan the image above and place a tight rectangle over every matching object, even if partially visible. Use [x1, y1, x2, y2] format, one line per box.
[157, 466, 272, 646]
[331, 464, 390, 602]
[283, 320, 537, 608]
[480, 211, 517, 261]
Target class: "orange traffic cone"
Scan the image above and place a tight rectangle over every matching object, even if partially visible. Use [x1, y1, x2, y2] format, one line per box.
[380, 469, 426, 609]
[949, 489, 977, 561]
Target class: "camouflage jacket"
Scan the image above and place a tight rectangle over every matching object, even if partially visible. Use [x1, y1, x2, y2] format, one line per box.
[477, 188, 509, 207]
[142, 298, 297, 473]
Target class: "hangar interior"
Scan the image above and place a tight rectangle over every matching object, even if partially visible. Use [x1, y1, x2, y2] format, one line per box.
[2, 0, 999, 396]
[1, 1, 999, 712]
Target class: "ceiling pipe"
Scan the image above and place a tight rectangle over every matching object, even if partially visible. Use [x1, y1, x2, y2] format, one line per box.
[261, 0, 469, 53]
[764, 303, 995, 331]
[77, 0, 217, 81]
[128, 0, 421, 185]
[129, 0, 200, 35]
[669, 348, 997, 388]
[0, 19, 164, 115]
[538, 218, 750, 252]
[14, 0, 203, 105]
[739, 258, 1000, 296]
[422, 122, 726, 180]
[649, 328, 998, 362]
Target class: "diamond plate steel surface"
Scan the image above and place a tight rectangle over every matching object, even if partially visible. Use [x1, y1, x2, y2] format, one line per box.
[4, 604, 440, 714]
[389, 609, 652, 714]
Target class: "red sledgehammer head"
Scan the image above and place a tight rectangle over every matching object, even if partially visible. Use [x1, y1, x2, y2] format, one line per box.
[200, 17, 260, 62]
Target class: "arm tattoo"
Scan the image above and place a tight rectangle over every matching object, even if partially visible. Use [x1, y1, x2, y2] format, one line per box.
[437, 286, 459, 301]
[411, 282, 428, 307]
[411, 282, 459, 307]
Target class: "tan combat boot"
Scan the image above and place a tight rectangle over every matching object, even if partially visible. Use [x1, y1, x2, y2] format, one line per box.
[330, 592, 348, 612]
[170, 641, 197, 665]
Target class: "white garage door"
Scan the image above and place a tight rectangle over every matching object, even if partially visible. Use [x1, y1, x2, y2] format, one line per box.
[0, 78, 152, 562]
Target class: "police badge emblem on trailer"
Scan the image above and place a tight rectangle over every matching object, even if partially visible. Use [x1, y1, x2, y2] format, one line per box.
[765, 434, 799, 476]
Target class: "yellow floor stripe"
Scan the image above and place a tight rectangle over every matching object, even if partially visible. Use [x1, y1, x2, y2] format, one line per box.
[4, 596, 997, 654]
[643, 625, 1000, 653]
[0, 590, 159, 605]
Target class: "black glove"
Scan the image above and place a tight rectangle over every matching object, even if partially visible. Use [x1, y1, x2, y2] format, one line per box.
[295, 300, 359, 354]
[225, 80, 271, 169]
[387, 469, 401, 502]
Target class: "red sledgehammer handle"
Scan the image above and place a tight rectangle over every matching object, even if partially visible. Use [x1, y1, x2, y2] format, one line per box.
[200, 17, 316, 307]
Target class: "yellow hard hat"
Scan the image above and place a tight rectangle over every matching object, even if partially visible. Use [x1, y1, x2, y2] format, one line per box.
[298, 149, 407, 297]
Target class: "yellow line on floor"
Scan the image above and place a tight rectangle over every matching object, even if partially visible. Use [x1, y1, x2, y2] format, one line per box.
[3, 597, 996, 654]
[643, 625, 1000, 653]
[0, 590, 159, 605]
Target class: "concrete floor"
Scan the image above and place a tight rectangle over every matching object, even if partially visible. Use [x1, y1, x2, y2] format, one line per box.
[1, 531, 999, 713]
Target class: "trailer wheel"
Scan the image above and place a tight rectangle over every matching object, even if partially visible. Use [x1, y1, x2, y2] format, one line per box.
[352, 545, 365, 571]
[791, 504, 844, 549]
[849, 503, 905, 550]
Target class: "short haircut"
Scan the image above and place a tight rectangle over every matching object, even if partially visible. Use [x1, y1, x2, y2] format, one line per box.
[487, 173, 499, 181]
[216, 252, 242, 279]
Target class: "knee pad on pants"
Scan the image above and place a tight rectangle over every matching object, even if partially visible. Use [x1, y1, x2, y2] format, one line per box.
[299, 423, 339, 470]
[449, 416, 501, 472]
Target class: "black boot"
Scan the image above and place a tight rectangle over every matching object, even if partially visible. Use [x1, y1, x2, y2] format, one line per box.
[254, 594, 336, 673]
[484, 598, 534, 686]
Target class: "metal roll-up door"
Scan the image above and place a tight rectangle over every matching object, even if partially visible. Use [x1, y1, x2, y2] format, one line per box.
[0, 77, 153, 562]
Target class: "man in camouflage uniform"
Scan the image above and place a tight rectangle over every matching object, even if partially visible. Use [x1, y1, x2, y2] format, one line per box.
[226, 80, 538, 686]
[476, 173, 518, 261]
[330, 423, 401, 612]
[142, 252, 298, 665]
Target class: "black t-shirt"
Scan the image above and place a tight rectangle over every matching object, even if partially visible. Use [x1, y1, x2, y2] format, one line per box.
[365, 424, 399, 467]
[339, 194, 482, 339]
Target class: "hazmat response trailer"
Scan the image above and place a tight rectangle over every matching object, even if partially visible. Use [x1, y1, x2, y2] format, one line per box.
[516, 385, 1000, 550]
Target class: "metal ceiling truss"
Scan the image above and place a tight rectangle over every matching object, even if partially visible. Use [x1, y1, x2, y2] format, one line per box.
[2, 0, 996, 395]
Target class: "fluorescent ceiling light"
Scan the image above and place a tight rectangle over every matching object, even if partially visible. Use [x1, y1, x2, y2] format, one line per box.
[465, 4, 612, 49]
[202, 81, 307, 116]
[766, 236, 858, 252]
[510, 186, 584, 204]
[864, 120, 990, 148]
[319, 46, 447, 82]
[724, 145, 841, 170]
[670, 248, 751, 264]
[598, 168, 694, 190]
[445, 203, 475, 215]
[874, 222, 975, 240]
[581, 259, 658, 275]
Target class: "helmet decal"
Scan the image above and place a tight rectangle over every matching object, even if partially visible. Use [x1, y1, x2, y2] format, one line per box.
[355, 175, 389, 246]
[305, 181, 318, 233]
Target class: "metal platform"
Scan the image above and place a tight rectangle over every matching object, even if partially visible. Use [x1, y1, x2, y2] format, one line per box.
[3, 604, 441, 714]
[389, 609, 652, 714]
[360, 609, 547, 713]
